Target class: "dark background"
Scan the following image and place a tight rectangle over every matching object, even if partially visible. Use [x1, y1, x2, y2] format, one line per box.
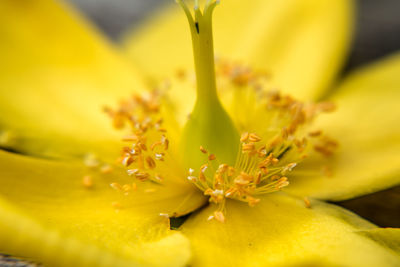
[1, 0, 399, 265]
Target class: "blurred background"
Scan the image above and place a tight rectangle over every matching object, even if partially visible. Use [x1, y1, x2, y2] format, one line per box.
[68, 0, 400, 73]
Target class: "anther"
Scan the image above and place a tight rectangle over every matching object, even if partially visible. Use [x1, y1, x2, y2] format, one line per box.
[139, 142, 148, 151]
[276, 177, 289, 189]
[110, 182, 122, 191]
[122, 135, 140, 142]
[242, 143, 255, 153]
[82, 175, 93, 189]
[200, 164, 208, 173]
[208, 154, 216, 161]
[145, 156, 156, 169]
[217, 164, 228, 173]
[127, 169, 139, 176]
[150, 141, 162, 151]
[122, 156, 134, 167]
[281, 163, 297, 175]
[308, 130, 322, 137]
[187, 175, 197, 182]
[161, 135, 169, 150]
[240, 132, 249, 142]
[303, 197, 311, 208]
[213, 211, 225, 223]
[100, 164, 113, 174]
[135, 172, 150, 181]
[200, 146, 208, 154]
[122, 184, 132, 194]
[155, 153, 165, 161]
[155, 174, 164, 182]
[247, 197, 260, 207]
[249, 133, 261, 142]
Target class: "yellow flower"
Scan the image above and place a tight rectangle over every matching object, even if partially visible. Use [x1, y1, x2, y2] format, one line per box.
[0, 0, 399, 267]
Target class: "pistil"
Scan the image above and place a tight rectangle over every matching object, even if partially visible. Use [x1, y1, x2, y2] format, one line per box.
[178, 0, 240, 170]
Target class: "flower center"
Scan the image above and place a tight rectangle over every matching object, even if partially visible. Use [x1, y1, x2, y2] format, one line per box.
[102, 0, 338, 222]
[183, 59, 338, 222]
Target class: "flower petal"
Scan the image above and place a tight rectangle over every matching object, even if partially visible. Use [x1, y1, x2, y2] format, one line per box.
[181, 193, 400, 267]
[0, 0, 146, 159]
[357, 228, 400, 253]
[286, 53, 400, 201]
[123, 0, 353, 100]
[0, 150, 206, 266]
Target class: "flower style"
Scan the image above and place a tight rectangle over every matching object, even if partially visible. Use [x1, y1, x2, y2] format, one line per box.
[0, 0, 399, 267]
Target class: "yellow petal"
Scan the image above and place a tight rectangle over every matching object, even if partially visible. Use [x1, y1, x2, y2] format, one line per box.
[0, 150, 206, 266]
[0, 0, 146, 159]
[181, 193, 400, 267]
[123, 0, 353, 100]
[358, 228, 400, 253]
[286, 53, 400, 201]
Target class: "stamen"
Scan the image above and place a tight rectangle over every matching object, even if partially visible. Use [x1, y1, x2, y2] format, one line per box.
[314, 135, 339, 157]
[249, 133, 262, 142]
[110, 182, 122, 191]
[155, 174, 164, 182]
[104, 90, 173, 185]
[213, 211, 225, 223]
[303, 197, 311, 208]
[122, 156, 134, 167]
[308, 130, 322, 137]
[154, 153, 165, 161]
[200, 146, 208, 154]
[82, 175, 93, 189]
[145, 156, 156, 169]
[240, 132, 249, 142]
